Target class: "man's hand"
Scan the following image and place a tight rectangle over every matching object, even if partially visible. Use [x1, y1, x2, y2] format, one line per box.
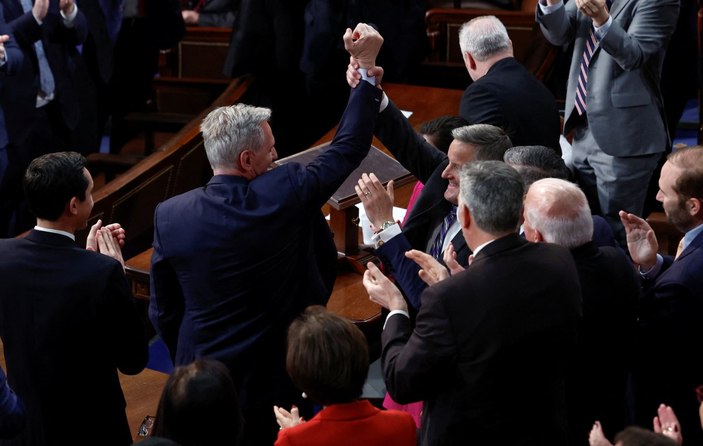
[355, 173, 394, 232]
[653, 404, 683, 445]
[273, 405, 304, 430]
[0, 35, 9, 62]
[342, 23, 383, 68]
[32, 0, 49, 22]
[405, 249, 450, 286]
[59, 0, 75, 16]
[363, 262, 407, 312]
[619, 210, 658, 270]
[346, 57, 385, 89]
[443, 244, 465, 276]
[575, 0, 609, 26]
[96, 227, 125, 268]
[86, 219, 126, 251]
[182, 10, 199, 25]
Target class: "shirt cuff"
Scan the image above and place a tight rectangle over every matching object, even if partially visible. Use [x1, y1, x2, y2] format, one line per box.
[383, 310, 410, 330]
[0, 54, 6, 68]
[379, 91, 389, 113]
[539, 1, 564, 14]
[61, 4, 79, 27]
[358, 68, 376, 87]
[639, 254, 663, 279]
[371, 222, 402, 248]
[593, 15, 612, 39]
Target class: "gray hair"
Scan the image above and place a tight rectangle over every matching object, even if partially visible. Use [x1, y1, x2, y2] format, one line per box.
[200, 104, 272, 170]
[459, 16, 511, 62]
[504, 145, 571, 186]
[452, 124, 512, 161]
[525, 178, 593, 249]
[459, 161, 524, 234]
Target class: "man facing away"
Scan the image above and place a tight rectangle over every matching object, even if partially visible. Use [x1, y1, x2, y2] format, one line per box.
[619, 146, 703, 445]
[459, 15, 561, 151]
[0, 151, 148, 446]
[149, 23, 384, 445]
[363, 161, 582, 446]
[523, 178, 639, 444]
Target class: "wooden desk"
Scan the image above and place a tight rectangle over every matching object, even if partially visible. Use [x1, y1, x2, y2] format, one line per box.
[121, 369, 169, 442]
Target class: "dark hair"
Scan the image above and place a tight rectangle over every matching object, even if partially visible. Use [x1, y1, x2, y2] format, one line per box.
[503, 145, 571, 184]
[667, 146, 703, 201]
[22, 152, 89, 221]
[153, 359, 242, 446]
[286, 306, 369, 406]
[613, 426, 677, 446]
[419, 115, 469, 154]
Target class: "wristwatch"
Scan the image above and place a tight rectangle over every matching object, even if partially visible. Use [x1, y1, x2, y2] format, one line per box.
[375, 220, 396, 234]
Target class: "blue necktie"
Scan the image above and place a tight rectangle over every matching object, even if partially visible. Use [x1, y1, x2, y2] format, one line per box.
[429, 205, 457, 260]
[99, 0, 123, 43]
[19, 0, 55, 99]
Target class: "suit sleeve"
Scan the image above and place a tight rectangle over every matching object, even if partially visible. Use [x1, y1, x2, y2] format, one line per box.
[149, 207, 185, 362]
[535, 1, 577, 47]
[382, 284, 456, 404]
[375, 99, 447, 184]
[377, 234, 426, 310]
[290, 81, 382, 208]
[0, 12, 22, 75]
[104, 262, 148, 375]
[6, 11, 42, 47]
[0, 366, 25, 438]
[599, 0, 678, 72]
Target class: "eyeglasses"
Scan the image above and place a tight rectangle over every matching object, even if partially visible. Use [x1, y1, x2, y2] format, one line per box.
[137, 415, 155, 437]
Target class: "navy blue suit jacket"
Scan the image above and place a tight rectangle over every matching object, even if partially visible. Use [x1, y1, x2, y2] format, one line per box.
[0, 9, 22, 149]
[634, 229, 703, 443]
[460, 57, 561, 151]
[382, 234, 582, 446]
[149, 82, 382, 415]
[0, 0, 87, 145]
[0, 230, 148, 446]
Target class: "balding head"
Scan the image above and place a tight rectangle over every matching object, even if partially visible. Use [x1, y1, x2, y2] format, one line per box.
[523, 178, 593, 249]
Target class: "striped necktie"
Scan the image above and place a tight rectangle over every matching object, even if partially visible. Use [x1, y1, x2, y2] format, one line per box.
[574, 0, 613, 115]
[429, 205, 457, 260]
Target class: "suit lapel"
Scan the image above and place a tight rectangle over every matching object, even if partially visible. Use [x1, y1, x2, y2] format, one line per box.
[609, 0, 634, 21]
[675, 230, 703, 263]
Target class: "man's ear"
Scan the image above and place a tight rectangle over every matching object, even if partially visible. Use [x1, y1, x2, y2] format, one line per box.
[459, 203, 471, 230]
[687, 197, 702, 217]
[533, 229, 545, 243]
[238, 149, 253, 173]
[67, 197, 79, 216]
[464, 51, 476, 72]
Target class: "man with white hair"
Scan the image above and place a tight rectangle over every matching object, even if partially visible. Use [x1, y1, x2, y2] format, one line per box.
[523, 178, 639, 444]
[459, 15, 560, 150]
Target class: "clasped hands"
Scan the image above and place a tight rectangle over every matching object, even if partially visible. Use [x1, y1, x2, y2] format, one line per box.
[86, 219, 126, 268]
[575, 0, 610, 26]
[32, 0, 75, 22]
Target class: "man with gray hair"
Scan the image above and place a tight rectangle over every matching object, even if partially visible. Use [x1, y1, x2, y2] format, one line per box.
[523, 178, 639, 444]
[149, 23, 383, 446]
[458, 15, 560, 150]
[356, 123, 511, 308]
[364, 161, 581, 445]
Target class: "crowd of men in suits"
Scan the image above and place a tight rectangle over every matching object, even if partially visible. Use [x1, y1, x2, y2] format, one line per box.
[0, 1, 701, 445]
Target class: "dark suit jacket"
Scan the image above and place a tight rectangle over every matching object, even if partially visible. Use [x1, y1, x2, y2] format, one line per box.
[372, 98, 469, 306]
[0, 230, 148, 446]
[0, 0, 87, 146]
[633, 229, 703, 444]
[0, 9, 22, 149]
[197, 0, 238, 28]
[382, 234, 582, 446]
[460, 57, 561, 151]
[566, 242, 639, 444]
[149, 82, 381, 423]
[274, 400, 416, 446]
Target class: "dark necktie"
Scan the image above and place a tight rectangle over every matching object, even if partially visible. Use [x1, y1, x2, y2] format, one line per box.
[99, 0, 123, 43]
[429, 205, 457, 260]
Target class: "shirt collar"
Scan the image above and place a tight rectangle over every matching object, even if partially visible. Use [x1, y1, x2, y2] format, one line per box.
[34, 226, 76, 241]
